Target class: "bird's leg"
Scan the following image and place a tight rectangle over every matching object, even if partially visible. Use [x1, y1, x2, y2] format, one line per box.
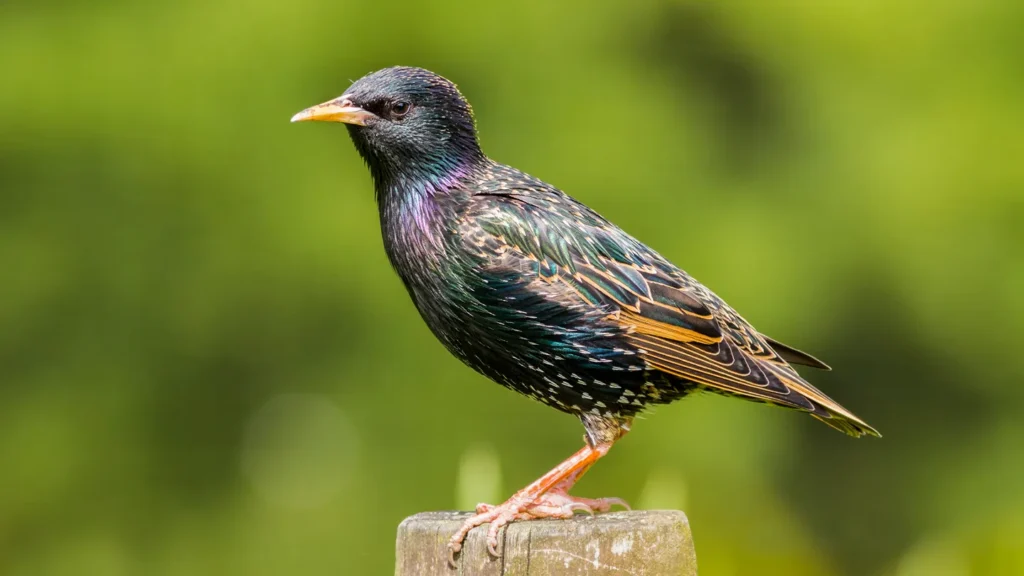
[447, 439, 627, 566]
[475, 453, 629, 516]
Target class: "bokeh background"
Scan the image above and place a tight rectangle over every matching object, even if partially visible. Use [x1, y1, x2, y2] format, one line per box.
[3, 0, 1023, 574]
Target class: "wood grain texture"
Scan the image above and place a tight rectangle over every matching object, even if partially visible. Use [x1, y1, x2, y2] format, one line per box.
[395, 510, 697, 575]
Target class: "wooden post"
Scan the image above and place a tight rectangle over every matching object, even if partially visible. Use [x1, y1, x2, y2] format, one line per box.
[395, 510, 697, 575]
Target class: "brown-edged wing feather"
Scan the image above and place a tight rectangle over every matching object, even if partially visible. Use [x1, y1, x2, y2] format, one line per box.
[614, 275, 879, 437]
[762, 334, 832, 370]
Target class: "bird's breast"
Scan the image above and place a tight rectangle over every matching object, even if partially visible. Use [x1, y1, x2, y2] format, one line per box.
[378, 189, 472, 316]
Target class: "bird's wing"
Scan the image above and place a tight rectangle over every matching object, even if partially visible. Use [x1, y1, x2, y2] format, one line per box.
[466, 187, 877, 437]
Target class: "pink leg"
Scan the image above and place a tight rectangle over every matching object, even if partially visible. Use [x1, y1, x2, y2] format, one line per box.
[447, 440, 628, 566]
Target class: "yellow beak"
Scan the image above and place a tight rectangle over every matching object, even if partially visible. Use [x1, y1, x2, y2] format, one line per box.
[290, 96, 377, 125]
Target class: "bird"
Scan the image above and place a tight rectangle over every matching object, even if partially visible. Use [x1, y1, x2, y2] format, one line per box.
[291, 66, 879, 564]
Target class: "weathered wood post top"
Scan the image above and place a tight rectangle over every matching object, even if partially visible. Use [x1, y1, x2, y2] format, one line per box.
[396, 510, 696, 575]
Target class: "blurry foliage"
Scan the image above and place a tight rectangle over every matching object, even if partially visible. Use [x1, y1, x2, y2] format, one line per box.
[2, 0, 1023, 574]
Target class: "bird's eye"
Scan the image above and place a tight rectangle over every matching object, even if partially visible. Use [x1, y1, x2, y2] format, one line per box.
[391, 101, 412, 119]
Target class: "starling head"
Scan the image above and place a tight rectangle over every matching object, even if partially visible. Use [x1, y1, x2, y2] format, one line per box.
[292, 66, 484, 185]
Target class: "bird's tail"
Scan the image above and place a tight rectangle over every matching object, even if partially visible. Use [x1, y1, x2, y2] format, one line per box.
[762, 362, 881, 438]
[809, 405, 881, 438]
[632, 333, 880, 438]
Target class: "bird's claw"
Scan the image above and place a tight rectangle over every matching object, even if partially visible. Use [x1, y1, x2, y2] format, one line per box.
[605, 497, 631, 511]
[447, 504, 513, 566]
[486, 523, 503, 557]
[531, 491, 631, 515]
[447, 545, 459, 569]
[566, 501, 595, 516]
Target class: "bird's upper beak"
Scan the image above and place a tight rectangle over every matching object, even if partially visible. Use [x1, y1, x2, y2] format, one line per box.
[290, 95, 377, 125]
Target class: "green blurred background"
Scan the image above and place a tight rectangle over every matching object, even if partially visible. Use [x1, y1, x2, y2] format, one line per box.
[3, 0, 1023, 574]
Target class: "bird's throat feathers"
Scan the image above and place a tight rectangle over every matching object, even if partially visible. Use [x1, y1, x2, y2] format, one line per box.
[369, 153, 479, 205]
[346, 120, 484, 202]
[375, 157, 479, 273]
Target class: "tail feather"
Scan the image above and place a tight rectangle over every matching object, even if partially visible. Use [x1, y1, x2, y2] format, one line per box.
[632, 333, 881, 438]
[813, 414, 880, 437]
[760, 361, 880, 438]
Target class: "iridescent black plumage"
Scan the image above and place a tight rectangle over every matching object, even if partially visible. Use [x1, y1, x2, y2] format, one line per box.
[297, 66, 879, 442]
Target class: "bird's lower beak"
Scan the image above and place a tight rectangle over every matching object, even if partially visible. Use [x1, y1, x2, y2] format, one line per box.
[290, 97, 377, 125]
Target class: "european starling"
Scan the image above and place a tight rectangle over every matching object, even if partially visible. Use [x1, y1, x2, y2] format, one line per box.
[292, 66, 879, 562]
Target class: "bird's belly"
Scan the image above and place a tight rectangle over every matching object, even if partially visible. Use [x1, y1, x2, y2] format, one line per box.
[407, 286, 688, 418]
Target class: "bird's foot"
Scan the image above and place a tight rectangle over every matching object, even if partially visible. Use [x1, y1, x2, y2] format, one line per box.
[446, 440, 621, 567]
[446, 488, 630, 567]
[476, 489, 630, 517]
